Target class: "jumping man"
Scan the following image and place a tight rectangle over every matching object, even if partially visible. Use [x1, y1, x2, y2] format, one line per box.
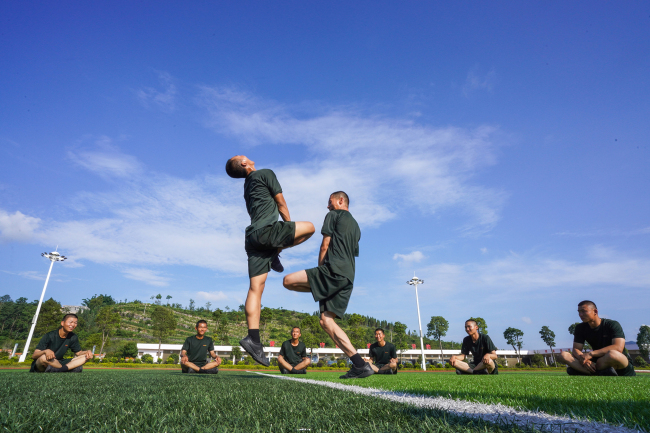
[180, 320, 221, 374]
[278, 327, 311, 374]
[30, 313, 93, 373]
[226, 155, 315, 366]
[283, 191, 373, 379]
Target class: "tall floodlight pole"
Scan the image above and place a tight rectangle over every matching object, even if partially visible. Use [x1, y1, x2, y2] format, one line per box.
[18, 251, 67, 362]
[407, 275, 426, 371]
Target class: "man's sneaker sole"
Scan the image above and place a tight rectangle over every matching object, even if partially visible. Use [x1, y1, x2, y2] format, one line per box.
[271, 254, 284, 273]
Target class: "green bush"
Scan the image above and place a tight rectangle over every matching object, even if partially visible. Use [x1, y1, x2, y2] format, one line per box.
[530, 354, 546, 368]
[141, 354, 154, 364]
[166, 353, 179, 364]
[132, 358, 142, 364]
[495, 358, 507, 367]
[0, 351, 9, 360]
[634, 356, 648, 367]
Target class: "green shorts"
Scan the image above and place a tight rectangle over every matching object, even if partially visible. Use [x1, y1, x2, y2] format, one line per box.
[616, 363, 636, 377]
[245, 221, 295, 278]
[306, 264, 353, 319]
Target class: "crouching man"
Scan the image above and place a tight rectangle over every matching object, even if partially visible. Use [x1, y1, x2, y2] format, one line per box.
[278, 327, 311, 374]
[30, 313, 92, 373]
[367, 328, 398, 374]
[559, 300, 635, 376]
[450, 319, 498, 375]
[180, 320, 221, 374]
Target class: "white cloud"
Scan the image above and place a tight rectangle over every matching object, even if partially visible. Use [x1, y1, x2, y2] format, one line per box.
[68, 136, 142, 179]
[480, 247, 488, 254]
[136, 71, 177, 112]
[121, 268, 170, 287]
[196, 291, 229, 302]
[0, 270, 66, 283]
[199, 86, 506, 234]
[393, 251, 425, 263]
[0, 210, 41, 242]
[462, 66, 496, 97]
[522, 317, 532, 324]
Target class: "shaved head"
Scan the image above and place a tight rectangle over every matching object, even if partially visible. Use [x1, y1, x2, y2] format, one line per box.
[225, 156, 248, 178]
[330, 191, 349, 206]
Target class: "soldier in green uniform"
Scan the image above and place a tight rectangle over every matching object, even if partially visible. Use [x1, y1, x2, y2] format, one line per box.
[367, 328, 398, 374]
[559, 300, 636, 376]
[283, 191, 373, 379]
[180, 320, 221, 374]
[30, 313, 93, 373]
[278, 327, 311, 374]
[226, 155, 315, 366]
[450, 320, 498, 375]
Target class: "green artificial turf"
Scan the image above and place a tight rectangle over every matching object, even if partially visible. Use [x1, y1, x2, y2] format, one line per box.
[301, 371, 650, 430]
[0, 369, 543, 433]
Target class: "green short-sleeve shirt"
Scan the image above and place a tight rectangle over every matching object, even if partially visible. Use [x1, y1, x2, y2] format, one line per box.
[574, 319, 634, 366]
[321, 209, 360, 283]
[29, 329, 82, 372]
[279, 340, 307, 366]
[369, 342, 397, 366]
[461, 333, 497, 364]
[181, 335, 215, 367]
[244, 169, 283, 236]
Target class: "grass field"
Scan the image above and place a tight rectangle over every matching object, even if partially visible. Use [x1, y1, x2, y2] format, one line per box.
[1, 369, 647, 432]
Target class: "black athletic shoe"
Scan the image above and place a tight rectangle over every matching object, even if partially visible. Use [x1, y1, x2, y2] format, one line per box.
[596, 367, 618, 377]
[271, 254, 284, 273]
[70, 366, 83, 373]
[339, 362, 374, 379]
[239, 336, 270, 367]
[296, 369, 307, 374]
[472, 369, 489, 375]
[280, 368, 290, 374]
[566, 366, 585, 376]
[199, 367, 219, 374]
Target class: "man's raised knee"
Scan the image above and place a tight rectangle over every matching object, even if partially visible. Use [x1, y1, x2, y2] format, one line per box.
[304, 358, 312, 366]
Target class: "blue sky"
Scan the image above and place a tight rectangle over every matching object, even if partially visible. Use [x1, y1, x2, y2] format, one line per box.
[1, 2, 649, 350]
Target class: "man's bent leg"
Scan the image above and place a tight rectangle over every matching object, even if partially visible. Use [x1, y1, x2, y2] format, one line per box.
[278, 356, 294, 372]
[34, 354, 62, 372]
[283, 270, 311, 293]
[558, 351, 592, 375]
[65, 355, 89, 370]
[201, 360, 220, 371]
[182, 360, 201, 372]
[288, 221, 315, 248]
[245, 273, 268, 330]
[596, 350, 628, 371]
[320, 312, 358, 358]
[293, 358, 311, 371]
[452, 359, 473, 374]
[473, 359, 496, 374]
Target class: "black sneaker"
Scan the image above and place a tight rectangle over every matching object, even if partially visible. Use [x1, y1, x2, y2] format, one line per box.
[280, 368, 290, 374]
[339, 362, 374, 379]
[239, 336, 270, 367]
[271, 253, 284, 273]
[296, 369, 307, 374]
[596, 367, 618, 376]
[199, 367, 219, 374]
[566, 366, 586, 376]
[472, 369, 489, 375]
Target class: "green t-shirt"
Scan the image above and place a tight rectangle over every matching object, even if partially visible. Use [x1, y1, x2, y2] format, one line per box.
[181, 335, 215, 367]
[461, 333, 496, 364]
[321, 209, 360, 283]
[573, 319, 634, 365]
[279, 340, 307, 366]
[29, 329, 82, 372]
[369, 341, 396, 366]
[244, 169, 283, 236]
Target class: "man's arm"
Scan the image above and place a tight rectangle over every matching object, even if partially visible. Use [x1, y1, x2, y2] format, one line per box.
[482, 351, 497, 365]
[571, 342, 596, 372]
[318, 236, 331, 266]
[32, 349, 55, 360]
[274, 193, 291, 222]
[75, 350, 93, 360]
[180, 349, 188, 364]
[209, 350, 222, 366]
[584, 338, 626, 360]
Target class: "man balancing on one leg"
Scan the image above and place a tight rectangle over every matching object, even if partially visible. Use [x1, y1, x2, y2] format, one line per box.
[226, 155, 315, 366]
[30, 313, 92, 373]
[278, 327, 311, 374]
[450, 319, 498, 375]
[180, 320, 221, 374]
[559, 300, 636, 377]
[283, 191, 373, 379]
[367, 328, 398, 374]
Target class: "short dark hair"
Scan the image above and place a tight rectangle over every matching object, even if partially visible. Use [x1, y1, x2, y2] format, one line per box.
[375, 328, 385, 334]
[62, 313, 78, 322]
[330, 191, 349, 206]
[465, 319, 478, 328]
[578, 300, 597, 310]
[196, 320, 208, 328]
[291, 327, 301, 333]
[225, 157, 248, 178]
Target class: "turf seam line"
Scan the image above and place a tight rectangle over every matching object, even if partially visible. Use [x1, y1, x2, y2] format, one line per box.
[253, 372, 641, 433]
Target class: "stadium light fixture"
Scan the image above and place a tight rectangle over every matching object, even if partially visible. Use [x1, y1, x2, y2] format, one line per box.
[407, 275, 427, 371]
[18, 250, 67, 363]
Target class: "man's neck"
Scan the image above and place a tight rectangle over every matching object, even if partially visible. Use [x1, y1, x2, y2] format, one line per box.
[587, 317, 602, 329]
[377, 340, 386, 347]
[291, 338, 299, 346]
[470, 332, 480, 342]
[58, 328, 69, 339]
[195, 334, 205, 339]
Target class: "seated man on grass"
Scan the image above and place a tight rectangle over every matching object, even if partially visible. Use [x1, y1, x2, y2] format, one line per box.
[180, 320, 221, 374]
[367, 328, 398, 374]
[559, 300, 636, 377]
[30, 313, 92, 373]
[278, 327, 311, 374]
[450, 319, 498, 375]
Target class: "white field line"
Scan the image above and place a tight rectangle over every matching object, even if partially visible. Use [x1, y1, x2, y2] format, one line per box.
[253, 372, 642, 433]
